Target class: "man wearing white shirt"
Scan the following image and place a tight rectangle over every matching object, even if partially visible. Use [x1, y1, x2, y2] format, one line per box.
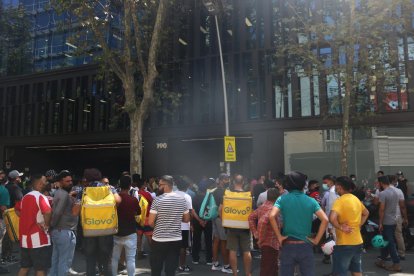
[175, 179, 193, 272]
[321, 175, 339, 264]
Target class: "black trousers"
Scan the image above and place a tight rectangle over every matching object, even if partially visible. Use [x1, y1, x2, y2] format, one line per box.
[192, 221, 212, 262]
[151, 240, 181, 276]
[83, 235, 113, 276]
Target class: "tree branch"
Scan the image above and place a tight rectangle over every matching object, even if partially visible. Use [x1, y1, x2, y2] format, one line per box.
[131, 0, 148, 79]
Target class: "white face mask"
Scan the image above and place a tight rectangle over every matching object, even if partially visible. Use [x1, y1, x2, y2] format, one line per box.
[322, 184, 329, 191]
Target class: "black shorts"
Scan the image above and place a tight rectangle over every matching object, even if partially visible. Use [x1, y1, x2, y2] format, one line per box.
[21, 246, 52, 271]
[181, 230, 189, 248]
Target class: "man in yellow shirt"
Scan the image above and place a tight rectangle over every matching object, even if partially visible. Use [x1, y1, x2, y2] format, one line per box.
[329, 177, 369, 276]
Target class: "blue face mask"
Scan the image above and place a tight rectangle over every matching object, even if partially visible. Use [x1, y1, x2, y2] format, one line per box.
[322, 184, 329, 191]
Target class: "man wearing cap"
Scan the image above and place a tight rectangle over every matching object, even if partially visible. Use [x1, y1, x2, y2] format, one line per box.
[50, 171, 79, 276]
[211, 173, 231, 273]
[3, 170, 24, 264]
[6, 170, 24, 209]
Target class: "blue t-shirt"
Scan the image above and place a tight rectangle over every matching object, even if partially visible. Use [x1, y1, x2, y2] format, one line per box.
[0, 185, 10, 208]
[275, 190, 320, 242]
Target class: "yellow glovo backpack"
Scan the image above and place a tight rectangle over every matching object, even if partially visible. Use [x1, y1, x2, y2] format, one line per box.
[4, 208, 19, 242]
[135, 195, 148, 227]
[221, 190, 252, 229]
[81, 186, 118, 237]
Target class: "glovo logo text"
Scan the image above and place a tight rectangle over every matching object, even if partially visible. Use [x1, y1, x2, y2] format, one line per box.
[85, 214, 115, 225]
[223, 206, 251, 216]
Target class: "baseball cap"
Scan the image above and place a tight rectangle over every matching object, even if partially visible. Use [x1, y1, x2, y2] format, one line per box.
[8, 170, 23, 179]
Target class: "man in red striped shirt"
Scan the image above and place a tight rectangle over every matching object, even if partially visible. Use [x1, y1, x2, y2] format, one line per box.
[15, 174, 52, 276]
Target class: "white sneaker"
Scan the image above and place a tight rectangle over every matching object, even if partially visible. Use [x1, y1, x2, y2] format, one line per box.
[221, 265, 233, 274]
[211, 262, 223, 271]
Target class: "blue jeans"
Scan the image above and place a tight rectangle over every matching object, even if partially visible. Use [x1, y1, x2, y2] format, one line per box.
[111, 233, 137, 276]
[280, 243, 315, 276]
[332, 244, 363, 276]
[49, 229, 76, 276]
[381, 224, 400, 264]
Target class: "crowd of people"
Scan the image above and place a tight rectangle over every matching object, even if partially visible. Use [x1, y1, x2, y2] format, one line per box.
[0, 167, 410, 276]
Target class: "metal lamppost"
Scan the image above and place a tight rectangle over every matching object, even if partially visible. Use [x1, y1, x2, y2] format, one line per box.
[202, 0, 231, 175]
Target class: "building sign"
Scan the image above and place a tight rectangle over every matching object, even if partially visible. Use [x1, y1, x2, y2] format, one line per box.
[224, 136, 236, 162]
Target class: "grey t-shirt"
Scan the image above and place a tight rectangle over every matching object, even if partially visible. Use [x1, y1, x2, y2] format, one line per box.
[379, 187, 399, 225]
[51, 188, 79, 231]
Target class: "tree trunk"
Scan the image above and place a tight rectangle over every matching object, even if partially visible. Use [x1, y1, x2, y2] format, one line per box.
[341, 0, 355, 177]
[129, 109, 144, 175]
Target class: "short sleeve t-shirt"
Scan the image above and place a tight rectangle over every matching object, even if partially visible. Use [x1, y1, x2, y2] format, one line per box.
[379, 187, 399, 225]
[390, 186, 404, 217]
[275, 190, 320, 242]
[176, 191, 193, 230]
[331, 193, 364, 245]
[150, 192, 189, 242]
[16, 191, 51, 248]
[0, 185, 10, 208]
[117, 193, 140, 236]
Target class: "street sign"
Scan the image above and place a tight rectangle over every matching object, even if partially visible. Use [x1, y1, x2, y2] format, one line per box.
[224, 136, 236, 162]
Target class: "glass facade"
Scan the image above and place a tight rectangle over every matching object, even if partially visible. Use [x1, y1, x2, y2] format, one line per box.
[0, 0, 413, 136]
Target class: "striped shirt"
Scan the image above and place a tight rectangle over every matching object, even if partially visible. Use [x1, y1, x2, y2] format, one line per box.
[15, 191, 51, 248]
[150, 192, 189, 242]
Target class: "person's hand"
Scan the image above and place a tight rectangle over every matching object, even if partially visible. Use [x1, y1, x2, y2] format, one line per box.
[340, 224, 353, 234]
[379, 224, 383, 233]
[306, 236, 320, 246]
[200, 220, 207, 228]
[278, 235, 288, 245]
[403, 218, 408, 227]
[253, 231, 259, 240]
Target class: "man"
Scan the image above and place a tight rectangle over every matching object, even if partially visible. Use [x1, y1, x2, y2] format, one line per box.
[221, 174, 252, 276]
[211, 173, 231, 273]
[148, 175, 190, 276]
[375, 176, 402, 272]
[329, 176, 369, 276]
[389, 175, 408, 260]
[15, 174, 52, 276]
[248, 188, 280, 276]
[269, 171, 328, 276]
[175, 178, 193, 272]
[396, 171, 409, 200]
[45, 170, 58, 196]
[4, 170, 24, 264]
[0, 170, 9, 274]
[49, 170, 79, 276]
[321, 174, 339, 264]
[135, 174, 154, 260]
[111, 175, 140, 276]
[256, 179, 275, 208]
[79, 168, 122, 276]
[191, 179, 213, 265]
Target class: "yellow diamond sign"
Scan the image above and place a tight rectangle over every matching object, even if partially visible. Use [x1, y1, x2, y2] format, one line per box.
[224, 136, 236, 162]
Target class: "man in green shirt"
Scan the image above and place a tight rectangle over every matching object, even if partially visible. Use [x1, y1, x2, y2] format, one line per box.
[269, 171, 328, 276]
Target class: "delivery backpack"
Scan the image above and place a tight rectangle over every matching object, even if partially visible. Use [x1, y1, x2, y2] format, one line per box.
[135, 194, 148, 227]
[4, 208, 19, 242]
[81, 186, 118, 237]
[199, 188, 218, 220]
[221, 190, 252, 229]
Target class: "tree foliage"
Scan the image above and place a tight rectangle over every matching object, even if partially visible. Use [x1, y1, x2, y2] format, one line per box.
[51, 0, 171, 174]
[0, 3, 32, 76]
[273, 0, 414, 175]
